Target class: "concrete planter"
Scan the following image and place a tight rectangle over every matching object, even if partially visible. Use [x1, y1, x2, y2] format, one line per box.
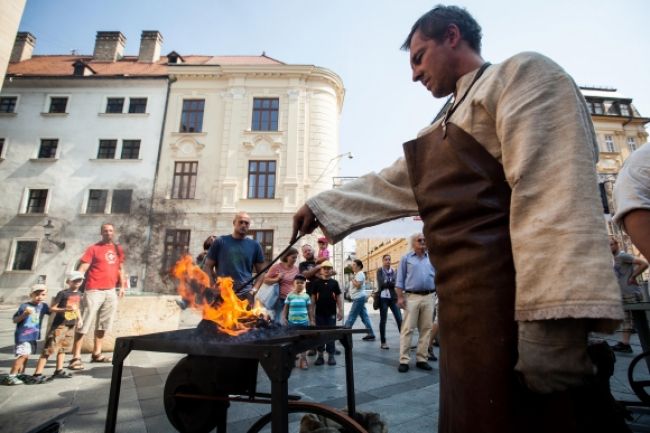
[78, 293, 181, 353]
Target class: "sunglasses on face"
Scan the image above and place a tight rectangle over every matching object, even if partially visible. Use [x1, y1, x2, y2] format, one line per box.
[72, 279, 84, 283]
[417, 239, 426, 243]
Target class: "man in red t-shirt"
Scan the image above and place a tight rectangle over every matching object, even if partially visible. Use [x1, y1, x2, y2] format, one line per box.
[69, 223, 125, 370]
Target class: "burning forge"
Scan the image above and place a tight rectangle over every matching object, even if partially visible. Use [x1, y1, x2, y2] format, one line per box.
[172, 255, 270, 336]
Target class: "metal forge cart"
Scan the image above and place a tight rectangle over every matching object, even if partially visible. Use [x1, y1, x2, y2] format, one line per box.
[104, 326, 368, 433]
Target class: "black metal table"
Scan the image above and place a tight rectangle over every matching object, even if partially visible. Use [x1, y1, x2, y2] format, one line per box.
[104, 326, 366, 433]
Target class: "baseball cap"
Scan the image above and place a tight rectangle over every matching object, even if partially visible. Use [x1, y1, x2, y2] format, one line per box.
[320, 260, 333, 268]
[317, 236, 328, 244]
[66, 270, 85, 281]
[30, 284, 47, 294]
[294, 274, 307, 281]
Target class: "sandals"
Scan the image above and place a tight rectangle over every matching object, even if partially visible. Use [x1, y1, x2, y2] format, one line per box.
[68, 358, 85, 370]
[91, 353, 112, 363]
[52, 369, 73, 379]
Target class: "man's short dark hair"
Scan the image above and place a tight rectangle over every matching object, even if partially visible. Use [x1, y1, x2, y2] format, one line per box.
[382, 254, 391, 260]
[353, 259, 364, 269]
[401, 5, 482, 54]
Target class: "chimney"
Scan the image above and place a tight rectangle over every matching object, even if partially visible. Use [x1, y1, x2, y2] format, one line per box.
[93, 31, 126, 62]
[10, 32, 36, 63]
[138, 31, 163, 63]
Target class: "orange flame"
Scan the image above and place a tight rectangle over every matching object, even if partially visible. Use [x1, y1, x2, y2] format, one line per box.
[172, 255, 267, 336]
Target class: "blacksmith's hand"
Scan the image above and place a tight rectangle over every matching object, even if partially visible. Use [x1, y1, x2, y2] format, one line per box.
[515, 319, 595, 394]
[118, 287, 126, 299]
[291, 204, 320, 242]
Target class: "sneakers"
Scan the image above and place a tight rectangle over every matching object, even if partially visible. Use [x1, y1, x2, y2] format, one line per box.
[416, 362, 433, 371]
[380, 343, 389, 350]
[398, 364, 409, 373]
[362, 335, 376, 341]
[314, 355, 325, 366]
[327, 356, 337, 366]
[20, 374, 51, 385]
[428, 347, 438, 361]
[1, 375, 23, 386]
[611, 342, 633, 353]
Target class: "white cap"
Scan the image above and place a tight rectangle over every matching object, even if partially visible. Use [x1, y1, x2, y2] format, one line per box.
[30, 284, 47, 294]
[66, 270, 85, 281]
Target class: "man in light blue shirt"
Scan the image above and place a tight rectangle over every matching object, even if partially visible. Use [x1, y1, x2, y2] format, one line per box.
[395, 233, 436, 372]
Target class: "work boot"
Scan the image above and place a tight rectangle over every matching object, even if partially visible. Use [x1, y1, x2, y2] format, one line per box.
[315, 354, 325, 366]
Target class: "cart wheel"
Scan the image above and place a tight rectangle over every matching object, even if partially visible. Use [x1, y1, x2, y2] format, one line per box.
[627, 350, 650, 404]
[163, 356, 226, 433]
[246, 401, 368, 433]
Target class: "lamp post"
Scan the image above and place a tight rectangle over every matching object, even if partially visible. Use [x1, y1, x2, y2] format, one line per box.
[313, 151, 354, 185]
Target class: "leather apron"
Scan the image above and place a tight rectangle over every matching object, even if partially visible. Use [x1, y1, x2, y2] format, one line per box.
[402, 122, 617, 433]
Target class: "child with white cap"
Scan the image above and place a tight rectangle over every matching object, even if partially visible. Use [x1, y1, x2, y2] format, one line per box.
[2, 284, 50, 385]
[32, 270, 85, 379]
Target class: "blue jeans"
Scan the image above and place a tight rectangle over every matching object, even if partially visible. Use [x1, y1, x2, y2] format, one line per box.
[315, 314, 336, 354]
[273, 297, 285, 324]
[344, 296, 375, 337]
[379, 297, 402, 343]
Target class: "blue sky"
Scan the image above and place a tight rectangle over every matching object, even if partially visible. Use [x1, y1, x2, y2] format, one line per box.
[20, 0, 650, 177]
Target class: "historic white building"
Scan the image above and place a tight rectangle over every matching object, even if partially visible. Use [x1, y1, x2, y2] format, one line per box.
[147, 53, 345, 290]
[0, 31, 169, 301]
[0, 30, 345, 299]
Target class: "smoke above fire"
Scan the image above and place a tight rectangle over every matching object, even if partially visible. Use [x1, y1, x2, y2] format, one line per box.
[172, 255, 268, 336]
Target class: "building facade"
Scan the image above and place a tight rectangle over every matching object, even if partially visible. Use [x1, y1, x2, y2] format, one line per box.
[0, 31, 169, 301]
[146, 54, 344, 291]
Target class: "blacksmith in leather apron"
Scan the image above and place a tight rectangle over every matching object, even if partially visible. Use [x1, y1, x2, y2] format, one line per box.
[403, 63, 627, 433]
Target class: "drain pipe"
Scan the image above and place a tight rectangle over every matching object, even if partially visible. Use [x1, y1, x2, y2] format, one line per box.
[142, 75, 175, 291]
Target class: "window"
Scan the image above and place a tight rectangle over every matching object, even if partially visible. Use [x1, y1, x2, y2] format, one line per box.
[171, 161, 198, 199]
[604, 135, 615, 152]
[249, 230, 274, 262]
[38, 139, 58, 159]
[248, 160, 276, 199]
[593, 102, 604, 115]
[128, 98, 147, 113]
[586, 102, 593, 114]
[106, 98, 125, 113]
[620, 104, 630, 117]
[48, 97, 68, 113]
[598, 183, 610, 214]
[86, 189, 108, 213]
[121, 140, 140, 159]
[251, 98, 279, 131]
[163, 229, 191, 271]
[98, 139, 117, 159]
[627, 137, 637, 152]
[12, 241, 38, 270]
[0, 97, 17, 113]
[111, 189, 132, 214]
[180, 99, 204, 132]
[26, 189, 48, 214]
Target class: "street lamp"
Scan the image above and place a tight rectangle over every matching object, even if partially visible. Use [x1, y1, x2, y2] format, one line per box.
[43, 219, 66, 250]
[314, 151, 354, 185]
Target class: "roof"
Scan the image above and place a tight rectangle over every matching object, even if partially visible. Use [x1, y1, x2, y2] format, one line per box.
[580, 87, 630, 100]
[6, 53, 285, 77]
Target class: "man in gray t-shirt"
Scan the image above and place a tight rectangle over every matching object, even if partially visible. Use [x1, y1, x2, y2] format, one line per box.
[609, 238, 648, 352]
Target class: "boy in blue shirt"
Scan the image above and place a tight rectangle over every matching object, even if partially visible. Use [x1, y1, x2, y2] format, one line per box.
[2, 284, 50, 385]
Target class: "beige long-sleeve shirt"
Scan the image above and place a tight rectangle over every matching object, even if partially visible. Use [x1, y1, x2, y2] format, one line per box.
[308, 52, 622, 327]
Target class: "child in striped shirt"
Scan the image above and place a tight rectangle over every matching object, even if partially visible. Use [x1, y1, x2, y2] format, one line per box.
[281, 274, 313, 369]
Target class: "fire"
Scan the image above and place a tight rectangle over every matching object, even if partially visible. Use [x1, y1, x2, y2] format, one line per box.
[172, 255, 267, 336]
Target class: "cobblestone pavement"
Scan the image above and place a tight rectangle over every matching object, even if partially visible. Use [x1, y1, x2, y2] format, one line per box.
[0, 302, 648, 432]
